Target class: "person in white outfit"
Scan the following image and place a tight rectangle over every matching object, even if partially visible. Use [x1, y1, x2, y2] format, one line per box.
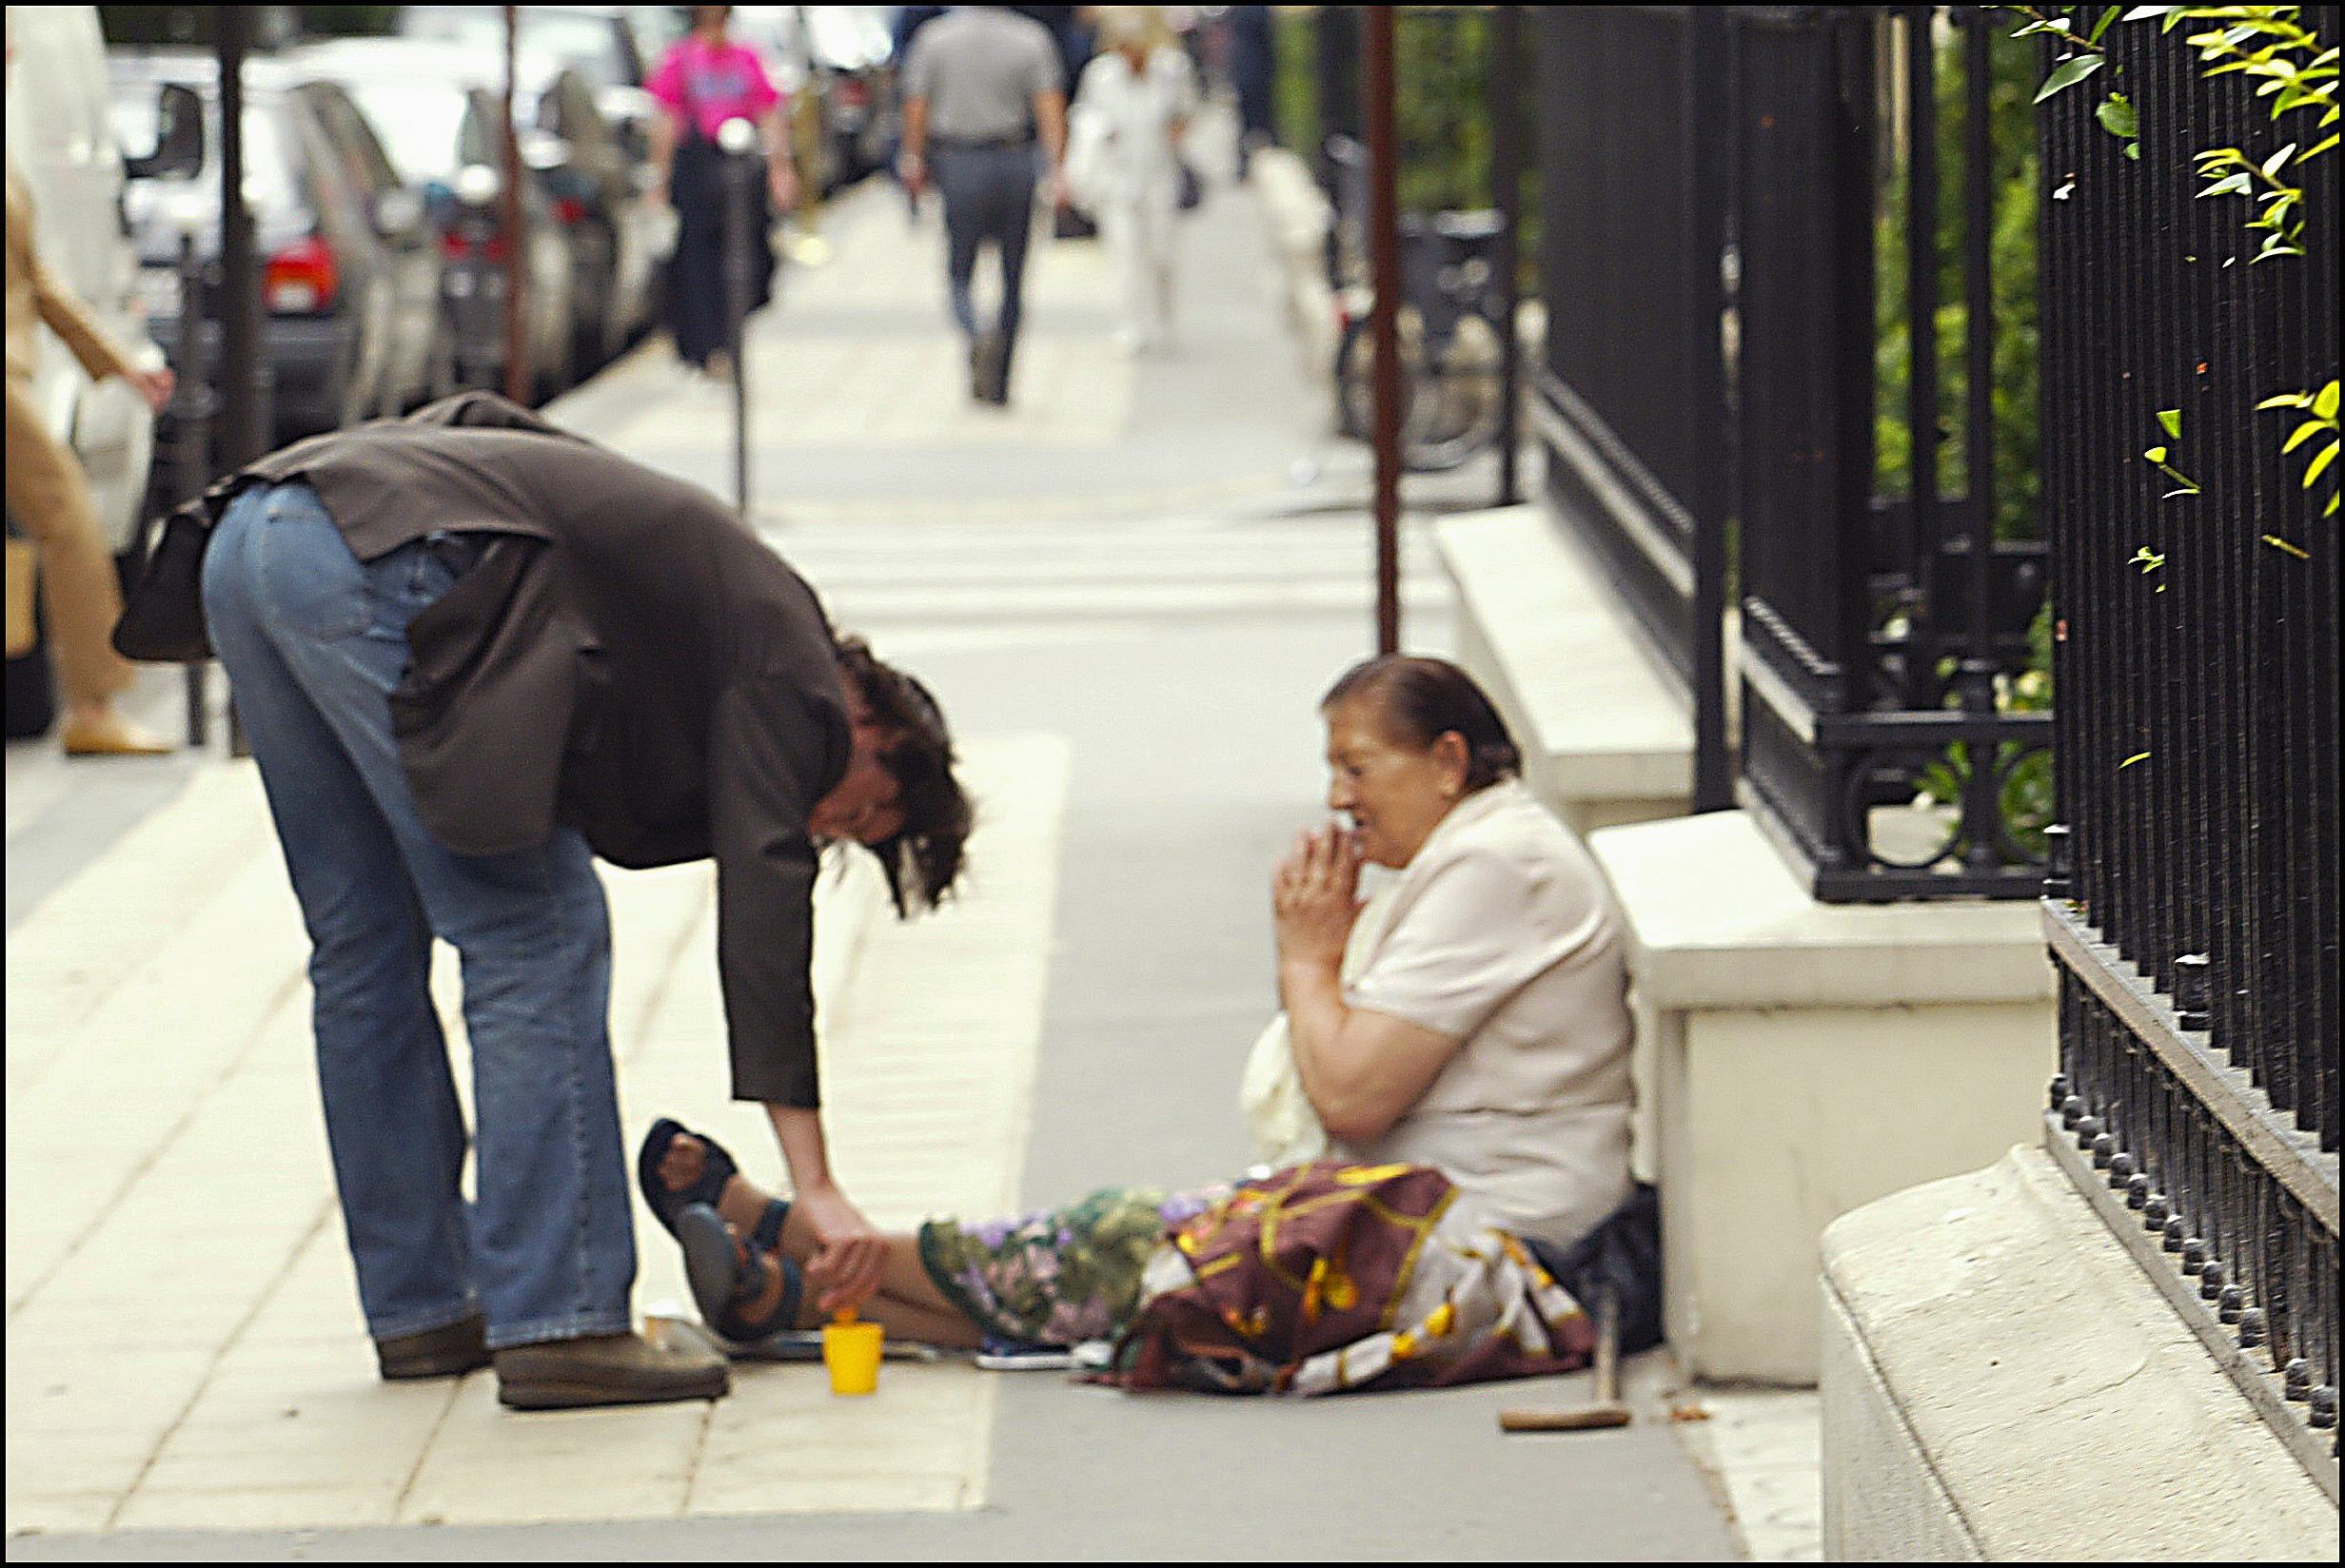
[1067, 9, 1197, 354]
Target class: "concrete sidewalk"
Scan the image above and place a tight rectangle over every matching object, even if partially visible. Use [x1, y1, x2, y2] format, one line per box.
[9, 119, 1763, 1559]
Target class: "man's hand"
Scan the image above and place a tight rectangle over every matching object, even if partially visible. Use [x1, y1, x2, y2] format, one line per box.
[1046, 167, 1072, 212]
[793, 1182, 886, 1315]
[1272, 822, 1363, 971]
[897, 150, 927, 201]
[768, 161, 799, 213]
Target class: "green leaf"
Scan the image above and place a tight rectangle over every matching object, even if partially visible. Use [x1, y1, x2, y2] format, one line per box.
[2261, 535, 2312, 559]
[2262, 142, 2298, 176]
[2144, 445, 2169, 462]
[2282, 421, 2325, 453]
[2120, 752, 2153, 769]
[2200, 171, 2256, 196]
[2121, 5, 2178, 20]
[2315, 381, 2340, 420]
[2037, 54, 2107, 103]
[2090, 6, 2124, 43]
[2098, 92, 2140, 137]
[2257, 392, 2315, 409]
[2158, 408, 2183, 439]
[2303, 441, 2338, 487]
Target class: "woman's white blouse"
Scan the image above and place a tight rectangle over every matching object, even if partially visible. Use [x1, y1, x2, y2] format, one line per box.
[1068, 47, 1198, 201]
[1332, 778, 1635, 1253]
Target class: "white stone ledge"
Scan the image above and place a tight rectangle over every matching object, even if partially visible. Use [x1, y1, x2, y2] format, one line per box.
[1822, 1146, 2337, 1560]
[1589, 809, 2056, 1011]
[1438, 506, 1693, 834]
[1590, 809, 2058, 1385]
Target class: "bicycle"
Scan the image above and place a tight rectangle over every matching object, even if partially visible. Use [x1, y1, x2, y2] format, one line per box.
[1332, 208, 1509, 473]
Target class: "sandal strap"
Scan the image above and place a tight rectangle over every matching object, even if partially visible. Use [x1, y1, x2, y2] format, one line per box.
[720, 1247, 803, 1343]
[751, 1198, 791, 1255]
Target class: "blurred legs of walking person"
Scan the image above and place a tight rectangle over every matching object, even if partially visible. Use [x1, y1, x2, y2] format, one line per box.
[666, 136, 774, 376]
[1096, 191, 1177, 354]
[2, 375, 168, 755]
[934, 142, 1038, 404]
[199, 480, 725, 1409]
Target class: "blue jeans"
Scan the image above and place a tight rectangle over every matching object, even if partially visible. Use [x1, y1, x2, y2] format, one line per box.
[201, 480, 635, 1350]
[933, 142, 1037, 368]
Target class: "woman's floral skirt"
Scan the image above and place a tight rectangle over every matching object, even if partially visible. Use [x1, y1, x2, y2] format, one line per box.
[918, 1162, 1595, 1396]
[917, 1185, 1228, 1348]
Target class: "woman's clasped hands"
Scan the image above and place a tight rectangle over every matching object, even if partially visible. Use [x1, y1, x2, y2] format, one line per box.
[1272, 820, 1363, 970]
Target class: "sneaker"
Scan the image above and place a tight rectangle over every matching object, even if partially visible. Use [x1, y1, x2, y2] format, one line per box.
[493, 1330, 729, 1411]
[375, 1313, 489, 1381]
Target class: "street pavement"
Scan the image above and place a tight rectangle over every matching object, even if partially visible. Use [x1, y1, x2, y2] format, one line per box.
[6, 120, 1783, 1560]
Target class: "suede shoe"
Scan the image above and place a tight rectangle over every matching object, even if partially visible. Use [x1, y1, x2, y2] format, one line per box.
[494, 1330, 729, 1411]
[376, 1313, 490, 1381]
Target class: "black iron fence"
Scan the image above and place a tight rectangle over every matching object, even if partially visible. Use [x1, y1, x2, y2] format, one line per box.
[1532, 3, 1732, 812]
[2036, 7, 2339, 1491]
[1532, 5, 2051, 894]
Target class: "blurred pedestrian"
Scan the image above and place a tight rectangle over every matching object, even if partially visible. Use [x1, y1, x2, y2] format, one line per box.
[4, 152, 173, 756]
[1068, 9, 1198, 356]
[897, 6, 1071, 405]
[644, 5, 798, 379]
[131, 389, 973, 1408]
[1229, 5, 1277, 180]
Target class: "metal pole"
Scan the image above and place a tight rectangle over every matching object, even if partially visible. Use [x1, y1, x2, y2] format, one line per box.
[217, 7, 261, 759]
[719, 118, 757, 523]
[1956, 10, 2002, 871]
[1365, 5, 1402, 657]
[1491, 5, 1524, 508]
[174, 232, 215, 748]
[501, 7, 527, 404]
[216, 7, 260, 469]
[1689, 5, 1733, 813]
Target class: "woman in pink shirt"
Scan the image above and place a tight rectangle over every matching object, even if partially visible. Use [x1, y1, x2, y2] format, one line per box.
[645, 6, 799, 375]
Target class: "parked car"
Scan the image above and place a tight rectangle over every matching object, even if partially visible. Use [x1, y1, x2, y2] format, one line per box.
[804, 6, 899, 183]
[108, 50, 446, 439]
[271, 42, 577, 402]
[290, 36, 653, 374]
[397, 5, 672, 164]
[6, 5, 183, 740]
[729, 8, 840, 196]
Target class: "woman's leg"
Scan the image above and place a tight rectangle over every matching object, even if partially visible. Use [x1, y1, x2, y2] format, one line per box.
[652, 1129, 980, 1344]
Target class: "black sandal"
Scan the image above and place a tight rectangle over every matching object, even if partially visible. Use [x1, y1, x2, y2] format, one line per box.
[637, 1118, 740, 1241]
[678, 1201, 802, 1345]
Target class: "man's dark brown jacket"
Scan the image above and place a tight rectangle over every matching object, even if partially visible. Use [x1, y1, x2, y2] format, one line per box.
[160, 392, 849, 1108]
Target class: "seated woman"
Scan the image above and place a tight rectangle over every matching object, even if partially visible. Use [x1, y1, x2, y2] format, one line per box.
[640, 655, 1639, 1391]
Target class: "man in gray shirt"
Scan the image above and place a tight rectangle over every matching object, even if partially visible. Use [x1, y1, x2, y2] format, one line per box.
[897, 7, 1068, 404]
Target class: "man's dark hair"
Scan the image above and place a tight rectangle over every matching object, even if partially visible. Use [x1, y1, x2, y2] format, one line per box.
[836, 635, 972, 916]
[1321, 654, 1523, 792]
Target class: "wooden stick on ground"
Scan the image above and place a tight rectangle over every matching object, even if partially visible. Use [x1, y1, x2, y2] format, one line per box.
[1500, 1281, 1631, 1432]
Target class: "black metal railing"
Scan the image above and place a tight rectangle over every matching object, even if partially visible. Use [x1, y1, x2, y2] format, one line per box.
[1733, 6, 2052, 898]
[2038, 5, 2339, 1492]
[1531, 3, 1732, 813]
[1529, 6, 2053, 896]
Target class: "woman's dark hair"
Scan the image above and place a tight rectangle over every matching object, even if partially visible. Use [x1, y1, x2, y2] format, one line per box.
[836, 635, 972, 916]
[1321, 655, 1523, 792]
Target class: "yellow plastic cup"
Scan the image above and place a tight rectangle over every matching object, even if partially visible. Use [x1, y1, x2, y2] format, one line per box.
[821, 1309, 884, 1396]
